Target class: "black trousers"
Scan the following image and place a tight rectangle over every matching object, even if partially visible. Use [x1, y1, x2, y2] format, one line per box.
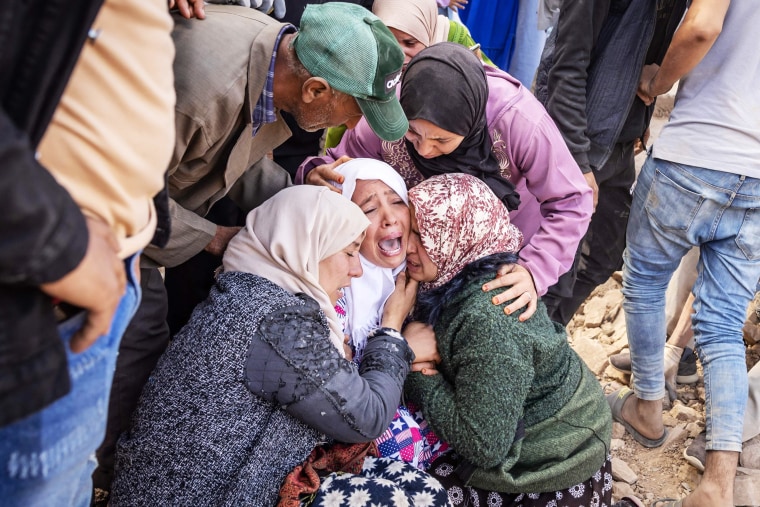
[543, 141, 636, 326]
[92, 266, 169, 492]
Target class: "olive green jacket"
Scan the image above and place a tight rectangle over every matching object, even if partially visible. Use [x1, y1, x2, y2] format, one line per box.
[405, 278, 611, 493]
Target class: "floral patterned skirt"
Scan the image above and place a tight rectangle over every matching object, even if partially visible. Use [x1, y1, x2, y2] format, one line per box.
[428, 452, 613, 507]
[308, 456, 451, 506]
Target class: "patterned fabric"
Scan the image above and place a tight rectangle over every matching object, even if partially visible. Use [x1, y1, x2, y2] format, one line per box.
[278, 441, 379, 507]
[408, 173, 523, 290]
[400, 43, 520, 210]
[309, 456, 451, 507]
[376, 402, 450, 470]
[429, 453, 613, 507]
[252, 25, 295, 136]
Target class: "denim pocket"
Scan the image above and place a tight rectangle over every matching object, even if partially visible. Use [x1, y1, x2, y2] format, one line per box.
[645, 167, 705, 232]
[736, 207, 760, 261]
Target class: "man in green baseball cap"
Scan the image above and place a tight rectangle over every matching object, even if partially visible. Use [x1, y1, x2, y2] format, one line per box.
[293, 2, 408, 142]
[93, 3, 408, 499]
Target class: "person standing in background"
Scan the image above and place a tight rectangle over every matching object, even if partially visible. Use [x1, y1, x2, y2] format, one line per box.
[0, 0, 176, 505]
[610, 1, 760, 505]
[535, 0, 688, 326]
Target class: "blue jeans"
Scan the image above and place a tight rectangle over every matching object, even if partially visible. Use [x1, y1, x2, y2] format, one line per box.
[0, 254, 141, 506]
[622, 157, 760, 452]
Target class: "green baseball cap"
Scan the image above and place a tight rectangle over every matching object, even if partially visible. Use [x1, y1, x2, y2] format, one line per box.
[293, 3, 408, 141]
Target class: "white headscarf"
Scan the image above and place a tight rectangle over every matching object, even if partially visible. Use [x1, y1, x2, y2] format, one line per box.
[223, 185, 370, 356]
[333, 159, 409, 361]
[373, 0, 450, 48]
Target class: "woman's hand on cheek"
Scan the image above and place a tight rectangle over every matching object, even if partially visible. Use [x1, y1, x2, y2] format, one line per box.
[404, 322, 440, 365]
[482, 263, 538, 322]
[381, 271, 418, 330]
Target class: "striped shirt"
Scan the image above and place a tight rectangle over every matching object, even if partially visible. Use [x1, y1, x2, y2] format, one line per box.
[252, 24, 296, 137]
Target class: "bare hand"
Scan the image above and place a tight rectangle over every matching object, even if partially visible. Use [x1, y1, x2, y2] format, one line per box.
[343, 334, 354, 361]
[304, 156, 353, 193]
[482, 263, 538, 321]
[404, 321, 440, 364]
[382, 271, 418, 330]
[41, 217, 126, 353]
[634, 127, 650, 156]
[169, 0, 205, 19]
[411, 361, 439, 376]
[637, 64, 660, 106]
[205, 225, 242, 257]
[583, 171, 599, 211]
[449, 0, 468, 10]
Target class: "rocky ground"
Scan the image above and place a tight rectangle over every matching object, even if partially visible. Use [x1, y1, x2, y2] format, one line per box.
[568, 275, 760, 506]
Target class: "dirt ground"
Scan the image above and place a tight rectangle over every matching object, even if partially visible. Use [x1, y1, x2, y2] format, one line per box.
[567, 275, 760, 506]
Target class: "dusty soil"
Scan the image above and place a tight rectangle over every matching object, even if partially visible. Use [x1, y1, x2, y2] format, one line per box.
[567, 275, 760, 506]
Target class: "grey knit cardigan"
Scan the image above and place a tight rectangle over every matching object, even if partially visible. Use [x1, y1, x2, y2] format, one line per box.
[111, 272, 413, 506]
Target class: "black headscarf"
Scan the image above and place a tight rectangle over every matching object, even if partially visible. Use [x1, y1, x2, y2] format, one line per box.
[400, 42, 520, 211]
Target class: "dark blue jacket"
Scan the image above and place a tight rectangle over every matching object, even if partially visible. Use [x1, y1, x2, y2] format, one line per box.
[535, 0, 687, 174]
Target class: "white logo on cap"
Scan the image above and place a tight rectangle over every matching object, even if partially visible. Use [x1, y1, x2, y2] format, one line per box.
[385, 71, 402, 92]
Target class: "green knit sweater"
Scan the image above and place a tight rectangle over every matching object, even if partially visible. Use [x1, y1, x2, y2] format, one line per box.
[404, 277, 611, 493]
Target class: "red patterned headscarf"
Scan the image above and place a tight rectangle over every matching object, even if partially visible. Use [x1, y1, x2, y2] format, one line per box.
[408, 173, 523, 291]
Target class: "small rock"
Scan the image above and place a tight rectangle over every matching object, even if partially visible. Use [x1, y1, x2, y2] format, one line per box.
[670, 403, 700, 422]
[734, 472, 760, 507]
[612, 481, 638, 503]
[610, 438, 626, 450]
[583, 297, 609, 328]
[602, 288, 623, 310]
[660, 424, 688, 452]
[578, 326, 603, 342]
[663, 413, 679, 428]
[612, 457, 638, 484]
[605, 364, 630, 385]
[609, 328, 629, 347]
[611, 422, 627, 440]
[744, 311, 760, 346]
[685, 422, 704, 438]
[570, 334, 610, 374]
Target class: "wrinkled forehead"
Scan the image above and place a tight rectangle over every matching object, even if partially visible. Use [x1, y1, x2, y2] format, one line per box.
[352, 178, 402, 202]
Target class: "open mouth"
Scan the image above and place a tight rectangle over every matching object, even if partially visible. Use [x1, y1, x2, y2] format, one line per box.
[378, 234, 403, 257]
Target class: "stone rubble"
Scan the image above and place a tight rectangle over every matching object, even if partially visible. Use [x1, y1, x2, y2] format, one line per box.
[567, 274, 760, 506]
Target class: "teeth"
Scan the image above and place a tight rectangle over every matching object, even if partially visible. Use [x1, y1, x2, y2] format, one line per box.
[379, 238, 401, 253]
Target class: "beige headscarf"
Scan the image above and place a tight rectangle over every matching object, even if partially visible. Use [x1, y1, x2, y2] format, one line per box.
[373, 0, 450, 48]
[223, 186, 370, 356]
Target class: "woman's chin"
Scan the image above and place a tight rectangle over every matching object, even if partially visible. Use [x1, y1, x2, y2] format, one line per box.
[365, 251, 405, 270]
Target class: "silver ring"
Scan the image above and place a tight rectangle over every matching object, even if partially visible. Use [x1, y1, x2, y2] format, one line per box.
[523, 290, 533, 301]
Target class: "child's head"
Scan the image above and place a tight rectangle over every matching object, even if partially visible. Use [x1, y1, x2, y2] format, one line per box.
[406, 173, 523, 290]
[335, 159, 410, 270]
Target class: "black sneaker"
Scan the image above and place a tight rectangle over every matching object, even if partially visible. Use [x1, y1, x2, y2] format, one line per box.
[684, 431, 706, 472]
[676, 347, 699, 384]
[609, 351, 632, 374]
